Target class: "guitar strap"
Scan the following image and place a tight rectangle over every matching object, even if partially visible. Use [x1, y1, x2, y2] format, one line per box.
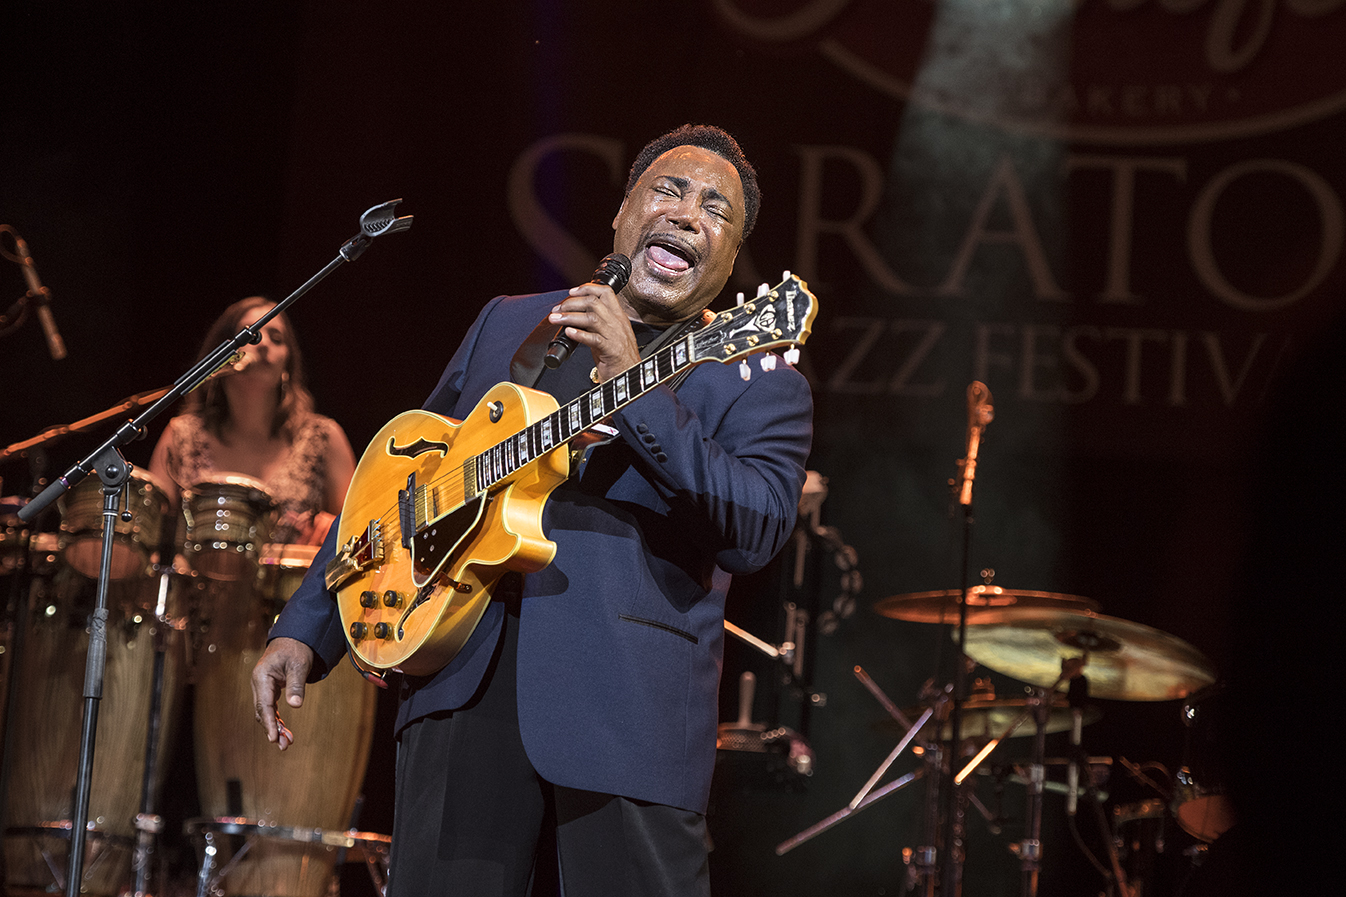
[508, 315, 558, 388]
[509, 306, 712, 390]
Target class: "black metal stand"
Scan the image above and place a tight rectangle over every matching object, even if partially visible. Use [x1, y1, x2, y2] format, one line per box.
[937, 504, 974, 897]
[938, 381, 993, 897]
[15, 199, 412, 897]
[64, 449, 133, 897]
[948, 661, 1085, 897]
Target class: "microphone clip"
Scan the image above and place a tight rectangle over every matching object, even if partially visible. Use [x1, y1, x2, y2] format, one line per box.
[340, 199, 414, 261]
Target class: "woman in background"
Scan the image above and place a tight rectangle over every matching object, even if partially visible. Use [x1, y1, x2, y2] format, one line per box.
[149, 295, 355, 546]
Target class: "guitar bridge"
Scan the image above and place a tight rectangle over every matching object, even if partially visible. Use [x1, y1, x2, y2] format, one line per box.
[324, 519, 385, 591]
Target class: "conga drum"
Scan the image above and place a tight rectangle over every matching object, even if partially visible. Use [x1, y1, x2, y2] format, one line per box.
[57, 468, 172, 580]
[2, 547, 186, 897]
[181, 475, 277, 582]
[190, 542, 377, 897]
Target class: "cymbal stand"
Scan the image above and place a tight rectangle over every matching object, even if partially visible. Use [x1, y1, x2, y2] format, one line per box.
[1061, 675, 1134, 897]
[14, 200, 413, 897]
[951, 658, 1085, 897]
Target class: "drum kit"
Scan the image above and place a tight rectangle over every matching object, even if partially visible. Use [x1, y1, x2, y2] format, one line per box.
[0, 468, 386, 897]
[768, 385, 1227, 897]
[777, 579, 1225, 897]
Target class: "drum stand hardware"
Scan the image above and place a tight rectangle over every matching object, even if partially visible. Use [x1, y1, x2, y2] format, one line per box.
[131, 572, 175, 897]
[185, 818, 391, 897]
[774, 666, 999, 888]
[720, 474, 848, 780]
[951, 671, 1074, 897]
[772, 667, 932, 856]
[2, 820, 133, 894]
[719, 632, 817, 778]
[13, 199, 413, 897]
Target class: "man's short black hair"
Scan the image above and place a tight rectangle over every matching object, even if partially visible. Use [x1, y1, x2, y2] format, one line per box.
[625, 124, 760, 239]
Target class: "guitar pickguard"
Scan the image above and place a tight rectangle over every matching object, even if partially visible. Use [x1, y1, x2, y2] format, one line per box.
[410, 493, 491, 588]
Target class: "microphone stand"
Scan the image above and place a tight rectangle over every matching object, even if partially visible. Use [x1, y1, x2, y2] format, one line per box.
[15, 199, 412, 897]
[939, 382, 993, 897]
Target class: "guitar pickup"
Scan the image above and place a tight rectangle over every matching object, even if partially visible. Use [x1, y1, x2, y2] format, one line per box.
[399, 473, 418, 549]
[324, 519, 385, 591]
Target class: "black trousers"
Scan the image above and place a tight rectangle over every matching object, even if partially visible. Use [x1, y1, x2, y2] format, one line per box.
[387, 605, 712, 897]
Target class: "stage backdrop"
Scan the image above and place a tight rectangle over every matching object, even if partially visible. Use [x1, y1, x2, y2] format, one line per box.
[4, 3, 1343, 895]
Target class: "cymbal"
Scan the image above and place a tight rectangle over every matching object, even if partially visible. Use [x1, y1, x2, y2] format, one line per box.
[873, 585, 1100, 624]
[960, 607, 1217, 701]
[878, 693, 1102, 741]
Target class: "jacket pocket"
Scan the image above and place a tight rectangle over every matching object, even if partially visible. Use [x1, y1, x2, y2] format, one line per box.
[617, 613, 698, 644]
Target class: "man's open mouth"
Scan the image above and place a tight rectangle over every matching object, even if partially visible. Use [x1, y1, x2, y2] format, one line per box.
[643, 236, 697, 274]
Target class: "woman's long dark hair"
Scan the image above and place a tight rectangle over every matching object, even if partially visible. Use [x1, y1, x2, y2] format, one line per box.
[184, 296, 315, 440]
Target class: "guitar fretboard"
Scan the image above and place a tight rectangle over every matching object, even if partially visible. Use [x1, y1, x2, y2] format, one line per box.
[463, 332, 694, 499]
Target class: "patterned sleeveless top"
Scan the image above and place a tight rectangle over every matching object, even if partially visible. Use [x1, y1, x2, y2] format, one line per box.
[158, 413, 336, 544]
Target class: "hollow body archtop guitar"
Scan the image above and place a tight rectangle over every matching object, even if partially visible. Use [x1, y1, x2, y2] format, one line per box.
[326, 273, 817, 677]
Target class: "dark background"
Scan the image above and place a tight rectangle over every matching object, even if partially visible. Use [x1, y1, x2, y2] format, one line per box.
[4, 3, 1343, 895]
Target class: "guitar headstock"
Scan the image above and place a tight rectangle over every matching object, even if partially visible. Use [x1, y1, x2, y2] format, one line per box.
[691, 272, 818, 364]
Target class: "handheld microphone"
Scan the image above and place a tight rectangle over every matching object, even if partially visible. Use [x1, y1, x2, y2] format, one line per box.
[544, 252, 631, 369]
[15, 235, 67, 360]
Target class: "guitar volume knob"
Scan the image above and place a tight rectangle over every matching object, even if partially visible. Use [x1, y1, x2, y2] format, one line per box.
[373, 622, 392, 640]
[349, 621, 367, 640]
[359, 590, 378, 608]
[382, 590, 401, 608]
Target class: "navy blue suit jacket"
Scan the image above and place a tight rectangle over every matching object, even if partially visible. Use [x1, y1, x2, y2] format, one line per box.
[270, 290, 813, 812]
